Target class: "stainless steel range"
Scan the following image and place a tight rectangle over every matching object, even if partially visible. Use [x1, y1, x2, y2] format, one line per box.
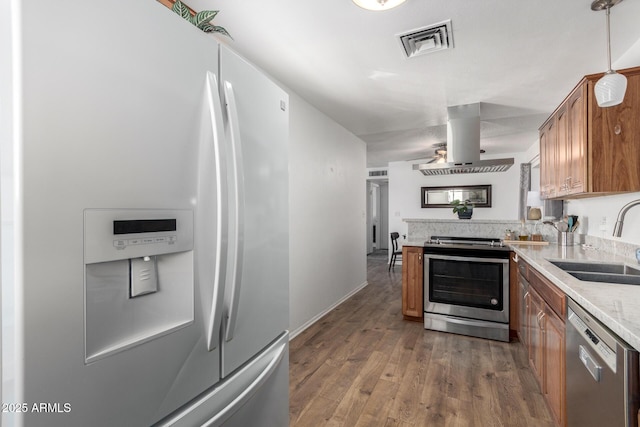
[423, 236, 510, 342]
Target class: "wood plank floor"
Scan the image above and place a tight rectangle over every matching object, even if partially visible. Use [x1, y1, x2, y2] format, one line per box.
[289, 252, 555, 427]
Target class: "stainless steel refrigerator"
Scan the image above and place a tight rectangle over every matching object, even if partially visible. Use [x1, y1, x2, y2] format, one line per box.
[1, 1, 289, 426]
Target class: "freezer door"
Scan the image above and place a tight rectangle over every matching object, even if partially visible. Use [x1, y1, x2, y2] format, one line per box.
[154, 332, 289, 427]
[5, 1, 227, 426]
[219, 46, 290, 376]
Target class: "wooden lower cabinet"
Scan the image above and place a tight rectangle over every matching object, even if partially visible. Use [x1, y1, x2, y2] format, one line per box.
[509, 252, 519, 339]
[544, 305, 566, 426]
[518, 259, 566, 427]
[401, 246, 423, 321]
[527, 287, 545, 385]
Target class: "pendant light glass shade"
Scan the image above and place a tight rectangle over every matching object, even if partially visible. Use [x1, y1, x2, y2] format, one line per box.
[592, 0, 626, 107]
[595, 71, 627, 107]
[352, 0, 406, 11]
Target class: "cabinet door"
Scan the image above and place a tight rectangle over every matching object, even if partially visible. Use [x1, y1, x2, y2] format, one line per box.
[556, 104, 569, 196]
[402, 247, 423, 320]
[567, 84, 587, 195]
[527, 288, 544, 385]
[539, 118, 557, 199]
[509, 252, 519, 338]
[518, 273, 529, 346]
[543, 306, 566, 427]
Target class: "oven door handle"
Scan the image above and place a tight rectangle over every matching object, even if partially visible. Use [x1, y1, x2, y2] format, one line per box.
[424, 254, 509, 264]
[435, 315, 509, 329]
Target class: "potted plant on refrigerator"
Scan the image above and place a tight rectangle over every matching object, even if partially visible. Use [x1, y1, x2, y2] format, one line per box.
[451, 199, 474, 219]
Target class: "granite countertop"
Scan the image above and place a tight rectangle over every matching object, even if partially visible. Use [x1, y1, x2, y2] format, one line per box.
[510, 244, 640, 352]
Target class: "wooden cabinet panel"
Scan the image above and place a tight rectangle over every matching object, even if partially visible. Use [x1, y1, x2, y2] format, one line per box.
[567, 85, 587, 195]
[555, 104, 569, 195]
[520, 260, 567, 427]
[518, 272, 529, 346]
[539, 118, 557, 199]
[529, 267, 566, 319]
[543, 306, 566, 427]
[401, 246, 423, 321]
[589, 70, 640, 193]
[539, 65, 640, 199]
[509, 252, 519, 339]
[528, 287, 545, 385]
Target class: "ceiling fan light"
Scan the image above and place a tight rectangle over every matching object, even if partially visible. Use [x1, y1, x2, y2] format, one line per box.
[594, 71, 627, 107]
[352, 0, 406, 11]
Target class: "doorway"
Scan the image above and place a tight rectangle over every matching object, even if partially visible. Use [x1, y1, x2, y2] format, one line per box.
[366, 180, 388, 254]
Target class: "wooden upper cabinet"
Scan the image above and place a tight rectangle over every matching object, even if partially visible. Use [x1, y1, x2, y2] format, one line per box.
[539, 65, 640, 199]
[556, 103, 569, 195]
[539, 118, 557, 199]
[567, 84, 587, 195]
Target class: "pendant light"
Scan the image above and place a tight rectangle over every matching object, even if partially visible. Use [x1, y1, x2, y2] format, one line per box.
[352, 0, 406, 11]
[591, 0, 627, 107]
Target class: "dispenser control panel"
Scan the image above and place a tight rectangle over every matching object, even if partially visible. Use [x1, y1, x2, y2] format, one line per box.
[112, 219, 178, 249]
[84, 209, 193, 264]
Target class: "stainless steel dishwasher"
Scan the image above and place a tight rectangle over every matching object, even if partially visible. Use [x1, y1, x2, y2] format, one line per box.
[566, 298, 639, 426]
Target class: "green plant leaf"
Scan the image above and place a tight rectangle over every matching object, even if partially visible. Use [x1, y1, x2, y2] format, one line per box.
[193, 10, 219, 28]
[172, 1, 193, 21]
[200, 24, 232, 39]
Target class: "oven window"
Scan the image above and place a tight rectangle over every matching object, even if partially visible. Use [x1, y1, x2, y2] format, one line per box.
[428, 258, 504, 311]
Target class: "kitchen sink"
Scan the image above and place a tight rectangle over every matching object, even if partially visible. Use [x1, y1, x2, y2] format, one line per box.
[567, 272, 640, 285]
[548, 260, 640, 285]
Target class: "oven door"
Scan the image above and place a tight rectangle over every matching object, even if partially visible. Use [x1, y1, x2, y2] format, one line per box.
[424, 253, 509, 324]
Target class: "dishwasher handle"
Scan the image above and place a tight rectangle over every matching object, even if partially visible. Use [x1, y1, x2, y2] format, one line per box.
[579, 344, 602, 382]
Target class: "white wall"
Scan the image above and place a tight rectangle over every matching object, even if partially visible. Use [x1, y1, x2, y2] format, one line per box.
[288, 91, 367, 338]
[379, 182, 389, 249]
[565, 193, 640, 245]
[388, 152, 531, 239]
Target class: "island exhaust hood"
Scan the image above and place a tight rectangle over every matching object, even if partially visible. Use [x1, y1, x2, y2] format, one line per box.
[413, 103, 514, 175]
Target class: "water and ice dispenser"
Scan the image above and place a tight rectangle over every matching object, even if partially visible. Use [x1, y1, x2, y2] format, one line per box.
[84, 209, 194, 363]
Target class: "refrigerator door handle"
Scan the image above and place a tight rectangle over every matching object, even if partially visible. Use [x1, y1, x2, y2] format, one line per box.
[222, 80, 245, 343]
[203, 71, 228, 351]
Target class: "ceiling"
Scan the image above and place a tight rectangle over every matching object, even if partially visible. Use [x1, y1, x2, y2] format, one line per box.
[187, 0, 640, 167]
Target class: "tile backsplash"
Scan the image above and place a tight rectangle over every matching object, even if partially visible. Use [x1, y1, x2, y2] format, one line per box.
[404, 218, 639, 263]
[404, 219, 557, 242]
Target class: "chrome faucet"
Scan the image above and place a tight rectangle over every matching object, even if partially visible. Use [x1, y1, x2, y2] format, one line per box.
[613, 199, 640, 237]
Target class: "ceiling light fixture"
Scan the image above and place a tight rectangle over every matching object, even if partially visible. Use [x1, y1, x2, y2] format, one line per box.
[591, 0, 627, 107]
[352, 0, 406, 11]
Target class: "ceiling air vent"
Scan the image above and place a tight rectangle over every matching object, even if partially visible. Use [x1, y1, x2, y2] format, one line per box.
[369, 170, 388, 177]
[397, 20, 453, 59]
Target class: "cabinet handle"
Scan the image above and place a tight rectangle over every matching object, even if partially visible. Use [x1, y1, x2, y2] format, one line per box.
[524, 292, 530, 309]
[513, 253, 519, 263]
[538, 312, 546, 330]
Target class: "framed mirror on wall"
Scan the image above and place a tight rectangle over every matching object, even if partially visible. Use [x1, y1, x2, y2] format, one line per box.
[421, 185, 492, 208]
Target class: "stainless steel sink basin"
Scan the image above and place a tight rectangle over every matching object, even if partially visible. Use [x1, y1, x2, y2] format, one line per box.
[568, 271, 640, 285]
[548, 260, 640, 285]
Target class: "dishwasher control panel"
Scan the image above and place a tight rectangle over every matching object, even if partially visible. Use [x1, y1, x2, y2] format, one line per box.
[568, 307, 617, 372]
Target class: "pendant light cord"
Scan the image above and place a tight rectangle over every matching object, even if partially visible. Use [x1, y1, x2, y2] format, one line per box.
[605, 6, 612, 72]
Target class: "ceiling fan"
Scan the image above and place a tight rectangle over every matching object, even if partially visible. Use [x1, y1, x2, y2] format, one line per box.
[426, 142, 447, 164]
[407, 142, 447, 163]
[411, 142, 486, 163]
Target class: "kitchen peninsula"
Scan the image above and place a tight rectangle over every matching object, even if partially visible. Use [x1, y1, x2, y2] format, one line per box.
[401, 218, 640, 348]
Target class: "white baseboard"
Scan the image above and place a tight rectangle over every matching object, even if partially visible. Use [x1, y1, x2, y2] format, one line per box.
[289, 280, 370, 340]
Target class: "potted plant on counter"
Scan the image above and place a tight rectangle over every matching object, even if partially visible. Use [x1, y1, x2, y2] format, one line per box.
[451, 199, 473, 219]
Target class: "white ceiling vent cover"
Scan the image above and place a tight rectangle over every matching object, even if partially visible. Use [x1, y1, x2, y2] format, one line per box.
[397, 20, 453, 59]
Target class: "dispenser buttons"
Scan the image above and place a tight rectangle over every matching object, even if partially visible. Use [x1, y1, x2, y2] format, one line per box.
[113, 235, 177, 248]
